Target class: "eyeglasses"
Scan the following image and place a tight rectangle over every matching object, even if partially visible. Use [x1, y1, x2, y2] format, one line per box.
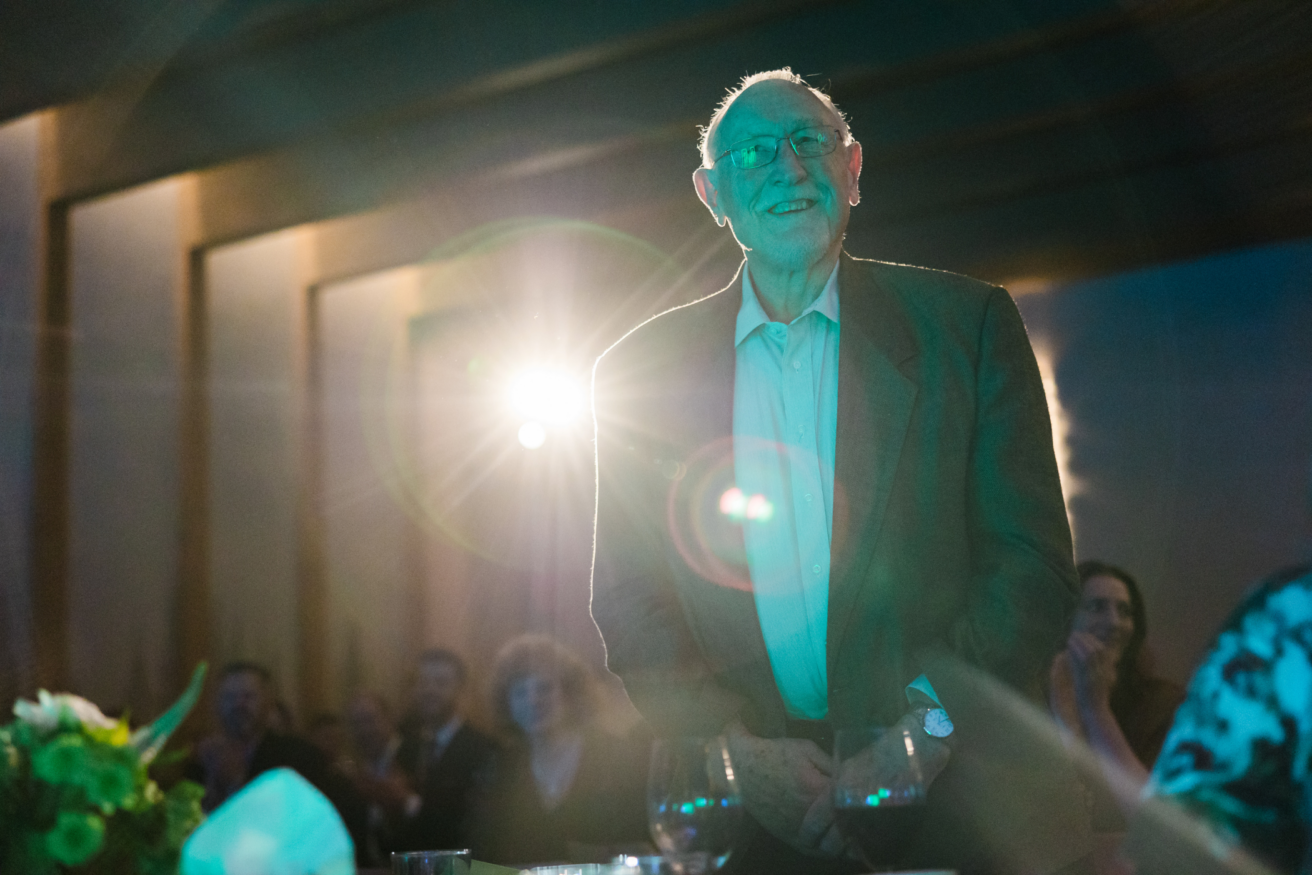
[712, 126, 842, 170]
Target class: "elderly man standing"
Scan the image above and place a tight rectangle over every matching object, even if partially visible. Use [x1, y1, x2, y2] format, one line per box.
[591, 69, 1089, 875]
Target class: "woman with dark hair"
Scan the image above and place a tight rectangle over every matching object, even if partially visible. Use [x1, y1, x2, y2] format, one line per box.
[470, 635, 651, 865]
[1049, 562, 1185, 832]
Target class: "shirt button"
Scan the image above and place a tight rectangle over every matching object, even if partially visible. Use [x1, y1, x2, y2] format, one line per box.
[812, 564, 822, 575]
[797, 426, 805, 436]
[804, 493, 813, 503]
[792, 360, 801, 370]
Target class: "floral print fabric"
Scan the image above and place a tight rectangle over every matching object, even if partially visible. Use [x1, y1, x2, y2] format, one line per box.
[1146, 565, 1312, 873]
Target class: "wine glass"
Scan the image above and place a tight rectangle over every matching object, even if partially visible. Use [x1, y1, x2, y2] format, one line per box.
[832, 726, 929, 872]
[647, 737, 743, 875]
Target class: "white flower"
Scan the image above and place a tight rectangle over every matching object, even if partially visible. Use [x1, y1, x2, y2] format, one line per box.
[13, 690, 117, 732]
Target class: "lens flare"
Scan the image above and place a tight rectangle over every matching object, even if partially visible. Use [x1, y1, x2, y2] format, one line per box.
[744, 494, 773, 522]
[518, 421, 547, 449]
[718, 487, 774, 521]
[719, 487, 747, 517]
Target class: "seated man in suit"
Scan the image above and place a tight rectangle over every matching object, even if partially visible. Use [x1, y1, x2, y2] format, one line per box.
[189, 661, 368, 856]
[395, 648, 498, 851]
[591, 68, 1089, 875]
[343, 691, 416, 866]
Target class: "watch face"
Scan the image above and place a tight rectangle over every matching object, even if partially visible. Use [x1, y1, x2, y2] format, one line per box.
[924, 707, 954, 738]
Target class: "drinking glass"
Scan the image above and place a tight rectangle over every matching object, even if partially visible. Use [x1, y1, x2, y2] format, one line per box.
[647, 737, 743, 875]
[391, 848, 472, 875]
[832, 727, 928, 872]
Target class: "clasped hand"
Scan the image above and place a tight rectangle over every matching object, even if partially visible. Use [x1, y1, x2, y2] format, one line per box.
[1063, 630, 1118, 705]
[725, 713, 950, 859]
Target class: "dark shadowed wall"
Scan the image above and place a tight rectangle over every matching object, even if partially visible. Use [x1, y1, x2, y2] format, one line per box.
[1018, 237, 1312, 683]
[0, 116, 39, 701]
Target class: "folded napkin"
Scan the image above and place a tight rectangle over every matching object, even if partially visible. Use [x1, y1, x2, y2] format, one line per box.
[181, 768, 355, 875]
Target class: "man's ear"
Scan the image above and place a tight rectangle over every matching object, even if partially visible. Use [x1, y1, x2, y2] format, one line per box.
[693, 167, 726, 227]
[846, 140, 863, 207]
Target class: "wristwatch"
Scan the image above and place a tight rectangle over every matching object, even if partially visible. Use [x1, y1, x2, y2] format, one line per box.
[921, 706, 954, 739]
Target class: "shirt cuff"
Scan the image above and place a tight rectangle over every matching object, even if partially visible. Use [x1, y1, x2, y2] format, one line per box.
[905, 673, 943, 709]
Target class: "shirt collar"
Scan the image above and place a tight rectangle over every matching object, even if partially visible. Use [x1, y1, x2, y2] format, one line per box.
[432, 714, 463, 750]
[735, 261, 841, 347]
[372, 735, 401, 775]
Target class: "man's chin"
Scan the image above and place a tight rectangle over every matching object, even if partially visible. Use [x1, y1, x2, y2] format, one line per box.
[748, 239, 838, 275]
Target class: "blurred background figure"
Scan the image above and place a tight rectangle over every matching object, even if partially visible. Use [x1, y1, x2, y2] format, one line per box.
[187, 662, 369, 859]
[1049, 561, 1186, 873]
[471, 635, 651, 865]
[395, 648, 498, 852]
[344, 691, 418, 866]
[269, 698, 295, 735]
[1127, 562, 1312, 875]
[307, 711, 349, 767]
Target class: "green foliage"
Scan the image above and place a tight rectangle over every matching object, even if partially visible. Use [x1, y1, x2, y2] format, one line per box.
[1, 667, 207, 874]
[32, 734, 90, 786]
[45, 811, 105, 866]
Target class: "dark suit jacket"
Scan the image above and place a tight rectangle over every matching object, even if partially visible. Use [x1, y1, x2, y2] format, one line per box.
[591, 253, 1089, 873]
[470, 729, 651, 865]
[185, 731, 370, 865]
[395, 721, 499, 852]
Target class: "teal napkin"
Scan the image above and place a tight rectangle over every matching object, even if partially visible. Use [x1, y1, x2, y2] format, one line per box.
[181, 768, 355, 875]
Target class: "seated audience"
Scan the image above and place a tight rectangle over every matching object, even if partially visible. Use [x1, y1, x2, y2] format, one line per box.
[187, 661, 368, 858]
[307, 711, 349, 766]
[471, 635, 650, 865]
[1128, 563, 1312, 875]
[1049, 561, 1186, 875]
[344, 691, 419, 866]
[1050, 562, 1185, 807]
[394, 648, 498, 852]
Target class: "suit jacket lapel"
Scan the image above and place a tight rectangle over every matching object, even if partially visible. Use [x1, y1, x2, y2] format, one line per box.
[682, 271, 741, 454]
[827, 255, 919, 676]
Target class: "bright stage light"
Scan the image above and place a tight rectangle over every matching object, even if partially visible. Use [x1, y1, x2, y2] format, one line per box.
[509, 368, 584, 425]
[518, 421, 547, 449]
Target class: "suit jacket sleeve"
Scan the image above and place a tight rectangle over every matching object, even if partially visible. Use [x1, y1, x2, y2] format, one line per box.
[934, 286, 1076, 698]
[589, 330, 749, 736]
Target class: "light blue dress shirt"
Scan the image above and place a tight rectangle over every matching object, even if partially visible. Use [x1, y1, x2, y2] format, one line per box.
[732, 264, 841, 719]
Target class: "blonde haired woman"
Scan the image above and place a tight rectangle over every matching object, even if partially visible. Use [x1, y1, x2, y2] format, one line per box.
[471, 636, 651, 865]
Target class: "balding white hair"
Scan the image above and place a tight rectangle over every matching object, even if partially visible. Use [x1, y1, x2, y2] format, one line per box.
[697, 67, 853, 169]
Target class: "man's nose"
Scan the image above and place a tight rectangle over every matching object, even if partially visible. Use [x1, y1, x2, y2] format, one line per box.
[772, 142, 809, 181]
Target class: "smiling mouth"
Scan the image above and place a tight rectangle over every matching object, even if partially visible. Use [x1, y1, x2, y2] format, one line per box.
[768, 199, 814, 215]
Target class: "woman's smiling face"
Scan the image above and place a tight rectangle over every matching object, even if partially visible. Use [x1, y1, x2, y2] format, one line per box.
[507, 672, 566, 738]
[1073, 573, 1136, 662]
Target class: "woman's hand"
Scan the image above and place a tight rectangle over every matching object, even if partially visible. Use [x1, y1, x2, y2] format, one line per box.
[1066, 630, 1118, 710]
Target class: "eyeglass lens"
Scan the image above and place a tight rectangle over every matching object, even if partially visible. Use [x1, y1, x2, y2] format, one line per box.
[728, 127, 838, 169]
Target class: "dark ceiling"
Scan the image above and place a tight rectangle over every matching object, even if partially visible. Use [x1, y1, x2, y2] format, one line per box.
[5, 0, 1311, 287]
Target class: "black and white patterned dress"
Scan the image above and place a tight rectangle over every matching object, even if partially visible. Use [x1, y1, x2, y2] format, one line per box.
[1144, 565, 1312, 873]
